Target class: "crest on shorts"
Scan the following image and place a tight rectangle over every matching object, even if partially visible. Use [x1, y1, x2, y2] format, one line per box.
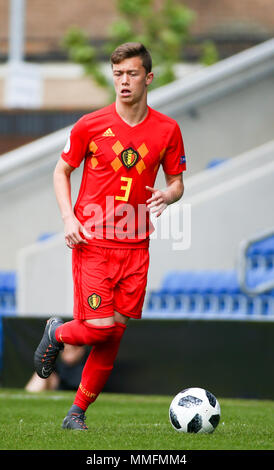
[121, 147, 138, 168]
[87, 293, 102, 310]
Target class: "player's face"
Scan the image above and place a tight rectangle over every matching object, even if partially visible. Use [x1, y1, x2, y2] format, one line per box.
[112, 56, 153, 105]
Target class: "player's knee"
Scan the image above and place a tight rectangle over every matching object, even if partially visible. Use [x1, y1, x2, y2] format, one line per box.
[103, 325, 117, 342]
[83, 321, 116, 345]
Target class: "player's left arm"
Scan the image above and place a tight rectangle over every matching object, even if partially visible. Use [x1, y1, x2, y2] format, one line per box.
[146, 172, 184, 218]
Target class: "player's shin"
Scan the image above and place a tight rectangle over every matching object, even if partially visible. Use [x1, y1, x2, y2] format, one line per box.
[73, 322, 127, 411]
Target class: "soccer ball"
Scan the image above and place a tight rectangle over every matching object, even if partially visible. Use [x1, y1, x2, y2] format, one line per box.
[169, 387, 221, 433]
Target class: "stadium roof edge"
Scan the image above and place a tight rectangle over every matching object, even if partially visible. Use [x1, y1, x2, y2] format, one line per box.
[148, 38, 274, 115]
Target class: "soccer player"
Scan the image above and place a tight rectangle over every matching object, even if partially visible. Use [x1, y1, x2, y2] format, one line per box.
[34, 42, 186, 430]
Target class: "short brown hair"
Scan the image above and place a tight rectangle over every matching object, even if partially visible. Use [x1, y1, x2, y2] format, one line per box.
[110, 42, 152, 74]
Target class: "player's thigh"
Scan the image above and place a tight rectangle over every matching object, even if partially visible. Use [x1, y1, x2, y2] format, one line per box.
[113, 248, 149, 319]
[114, 310, 130, 325]
[72, 245, 114, 320]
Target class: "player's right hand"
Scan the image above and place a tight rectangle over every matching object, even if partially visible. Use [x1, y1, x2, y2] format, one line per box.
[64, 214, 91, 248]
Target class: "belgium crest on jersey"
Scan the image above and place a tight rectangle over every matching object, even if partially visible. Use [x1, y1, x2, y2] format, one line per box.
[88, 293, 101, 310]
[121, 147, 138, 168]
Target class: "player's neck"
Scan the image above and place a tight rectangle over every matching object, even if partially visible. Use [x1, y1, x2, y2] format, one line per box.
[115, 98, 148, 127]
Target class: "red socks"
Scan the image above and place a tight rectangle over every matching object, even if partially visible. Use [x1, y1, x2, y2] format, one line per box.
[55, 319, 115, 346]
[55, 319, 127, 412]
[73, 322, 126, 411]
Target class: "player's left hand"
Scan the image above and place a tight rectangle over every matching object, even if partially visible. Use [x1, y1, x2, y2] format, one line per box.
[146, 186, 168, 217]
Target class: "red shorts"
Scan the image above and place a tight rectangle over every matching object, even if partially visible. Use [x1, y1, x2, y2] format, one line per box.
[72, 244, 150, 320]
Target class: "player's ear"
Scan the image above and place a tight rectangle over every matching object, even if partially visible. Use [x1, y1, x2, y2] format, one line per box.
[146, 72, 154, 86]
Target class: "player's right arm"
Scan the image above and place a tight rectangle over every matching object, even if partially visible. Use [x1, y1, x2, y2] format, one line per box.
[53, 158, 89, 248]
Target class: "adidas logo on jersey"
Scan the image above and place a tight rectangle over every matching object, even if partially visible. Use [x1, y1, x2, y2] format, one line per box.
[102, 128, 115, 137]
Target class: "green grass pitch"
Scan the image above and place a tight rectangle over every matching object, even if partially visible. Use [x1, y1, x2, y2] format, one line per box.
[0, 389, 273, 450]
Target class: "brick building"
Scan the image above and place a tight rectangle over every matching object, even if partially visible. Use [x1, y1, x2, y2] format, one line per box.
[0, 0, 273, 61]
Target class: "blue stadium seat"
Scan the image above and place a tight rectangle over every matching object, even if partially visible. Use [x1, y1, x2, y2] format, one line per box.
[160, 270, 190, 293]
[206, 159, 227, 169]
[247, 236, 274, 269]
[37, 232, 55, 242]
[0, 316, 2, 372]
[160, 271, 205, 313]
[145, 265, 274, 319]
[157, 270, 242, 314]
[247, 236, 274, 256]
[260, 294, 274, 316]
[0, 271, 16, 373]
[0, 271, 17, 314]
[246, 268, 274, 293]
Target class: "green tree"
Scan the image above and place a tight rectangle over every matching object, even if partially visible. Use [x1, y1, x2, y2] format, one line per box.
[200, 40, 220, 66]
[62, 27, 108, 88]
[62, 0, 218, 96]
[106, 0, 196, 89]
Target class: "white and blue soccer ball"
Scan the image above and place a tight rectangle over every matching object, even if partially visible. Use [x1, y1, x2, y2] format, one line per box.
[169, 387, 221, 433]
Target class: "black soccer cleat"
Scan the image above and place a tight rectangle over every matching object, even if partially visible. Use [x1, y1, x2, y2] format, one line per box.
[62, 412, 88, 431]
[34, 316, 64, 379]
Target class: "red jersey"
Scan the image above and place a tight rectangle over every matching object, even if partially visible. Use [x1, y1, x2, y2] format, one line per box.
[61, 103, 186, 248]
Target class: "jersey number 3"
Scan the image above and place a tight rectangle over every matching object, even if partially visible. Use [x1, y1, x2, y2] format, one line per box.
[115, 177, 132, 202]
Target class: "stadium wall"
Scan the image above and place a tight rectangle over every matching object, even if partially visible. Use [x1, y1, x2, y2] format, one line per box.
[1, 316, 273, 400]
